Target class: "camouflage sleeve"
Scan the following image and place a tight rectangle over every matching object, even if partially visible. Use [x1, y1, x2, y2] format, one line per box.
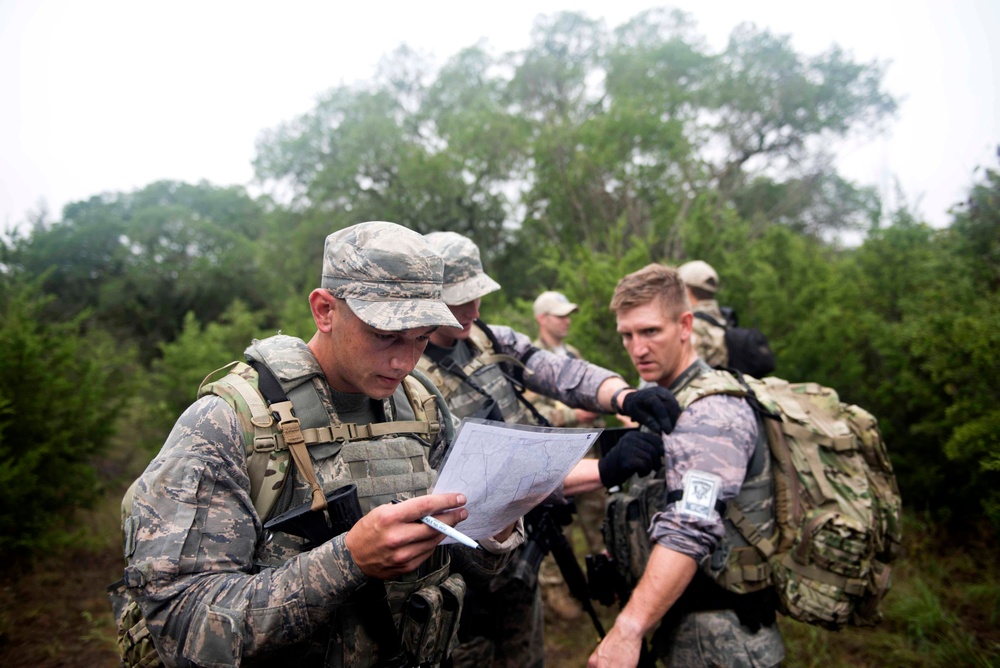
[449, 518, 525, 589]
[647, 394, 757, 563]
[124, 395, 368, 665]
[488, 324, 622, 413]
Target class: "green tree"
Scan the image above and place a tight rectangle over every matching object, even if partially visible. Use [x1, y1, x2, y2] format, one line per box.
[253, 46, 519, 260]
[0, 278, 133, 557]
[1, 180, 278, 361]
[142, 301, 275, 445]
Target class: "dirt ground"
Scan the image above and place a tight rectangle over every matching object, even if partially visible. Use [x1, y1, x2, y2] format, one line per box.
[0, 546, 123, 667]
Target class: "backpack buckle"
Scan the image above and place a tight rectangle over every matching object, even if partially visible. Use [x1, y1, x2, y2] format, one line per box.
[253, 435, 278, 452]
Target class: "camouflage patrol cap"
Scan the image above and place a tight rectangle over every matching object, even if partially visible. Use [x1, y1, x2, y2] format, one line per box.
[678, 260, 719, 294]
[423, 231, 501, 305]
[321, 222, 460, 331]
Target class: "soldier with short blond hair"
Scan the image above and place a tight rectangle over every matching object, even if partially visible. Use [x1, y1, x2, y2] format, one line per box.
[582, 263, 785, 668]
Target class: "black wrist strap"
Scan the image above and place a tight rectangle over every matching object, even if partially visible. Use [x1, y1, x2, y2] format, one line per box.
[610, 386, 631, 413]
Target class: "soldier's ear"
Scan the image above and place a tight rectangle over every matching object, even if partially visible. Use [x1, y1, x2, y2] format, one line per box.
[678, 311, 694, 340]
[309, 289, 337, 332]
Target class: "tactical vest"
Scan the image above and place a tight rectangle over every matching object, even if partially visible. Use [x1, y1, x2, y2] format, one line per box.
[603, 363, 775, 597]
[416, 322, 536, 426]
[111, 335, 465, 668]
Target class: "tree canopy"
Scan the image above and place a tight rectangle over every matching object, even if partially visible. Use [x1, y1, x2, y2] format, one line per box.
[1, 9, 996, 558]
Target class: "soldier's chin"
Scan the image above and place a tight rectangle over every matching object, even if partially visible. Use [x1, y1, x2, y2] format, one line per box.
[445, 323, 472, 339]
[637, 367, 664, 384]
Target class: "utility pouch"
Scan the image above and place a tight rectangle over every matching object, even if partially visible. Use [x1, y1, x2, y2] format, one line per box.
[438, 574, 467, 659]
[107, 578, 163, 668]
[585, 553, 621, 607]
[397, 571, 467, 667]
[400, 586, 445, 666]
[603, 473, 663, 591]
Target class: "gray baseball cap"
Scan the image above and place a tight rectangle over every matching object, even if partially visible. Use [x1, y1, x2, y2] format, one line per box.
[423, 231, 501, 305]
[321, 221, 460, 330]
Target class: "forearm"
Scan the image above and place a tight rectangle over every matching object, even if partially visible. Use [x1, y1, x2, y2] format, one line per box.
[588, 544, 698, 667]
[134, 533, 367, 664]
[562, 459, 604, 497]
[613, 544, 698, 639]
[491, 324, 625, 412]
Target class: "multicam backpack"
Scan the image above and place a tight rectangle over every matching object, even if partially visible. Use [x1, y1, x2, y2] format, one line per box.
[744, 375, 902, 628]
[108, 354, 446, 668]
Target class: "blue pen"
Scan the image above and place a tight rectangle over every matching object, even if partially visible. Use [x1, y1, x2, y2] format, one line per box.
[391, 499, 480, 549]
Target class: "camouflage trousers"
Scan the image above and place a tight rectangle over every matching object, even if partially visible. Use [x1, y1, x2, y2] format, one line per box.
[445, 577, 543, 668]
[653, 609, 784, 668]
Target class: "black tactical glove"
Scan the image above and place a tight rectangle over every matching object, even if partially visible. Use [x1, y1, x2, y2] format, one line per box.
[598, 430, 664, 488]
[619, 386, 682, 435]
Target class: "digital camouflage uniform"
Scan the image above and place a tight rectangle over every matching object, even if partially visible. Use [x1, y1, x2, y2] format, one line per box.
[689, 299, 729, 368]
[419, 323, 618, 668]
[117, 222, 522, 668]
[645, 360, 784, 668]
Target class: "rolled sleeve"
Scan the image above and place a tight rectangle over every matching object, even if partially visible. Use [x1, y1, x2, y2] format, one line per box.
[648, 395, 758, 564]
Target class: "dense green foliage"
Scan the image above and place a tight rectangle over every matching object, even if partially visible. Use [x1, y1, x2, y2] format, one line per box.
[0, 277, 133, 555]
[1, 181, 282, 362]
[0, 8, 996, 562]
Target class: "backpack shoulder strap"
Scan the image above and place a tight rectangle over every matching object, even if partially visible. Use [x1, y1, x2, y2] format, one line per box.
[693, 311, 726, 329]
[673, 366, 747, 408]
[403, 368, 455, 445]
[199, 362, 292, 520]
[471, 320, 531, 371]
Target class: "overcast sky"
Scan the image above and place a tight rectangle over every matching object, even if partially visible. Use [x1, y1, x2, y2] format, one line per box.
[1, 0, 997, 233]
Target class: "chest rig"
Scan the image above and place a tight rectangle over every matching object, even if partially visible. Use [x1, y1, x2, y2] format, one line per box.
[200, 335, 465, 667]
[417, 321, 541, 426]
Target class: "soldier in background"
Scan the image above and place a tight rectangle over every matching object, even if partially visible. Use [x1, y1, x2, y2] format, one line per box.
[526, 290, 606, 620]
[678, 260, 776, 378]
[526, 290, 601, 429]
[677, 260, 728, 368]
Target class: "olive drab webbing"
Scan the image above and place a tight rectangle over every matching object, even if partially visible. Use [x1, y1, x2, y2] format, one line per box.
[602, 367, 902, 631]
[109, 336, 458, 668]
